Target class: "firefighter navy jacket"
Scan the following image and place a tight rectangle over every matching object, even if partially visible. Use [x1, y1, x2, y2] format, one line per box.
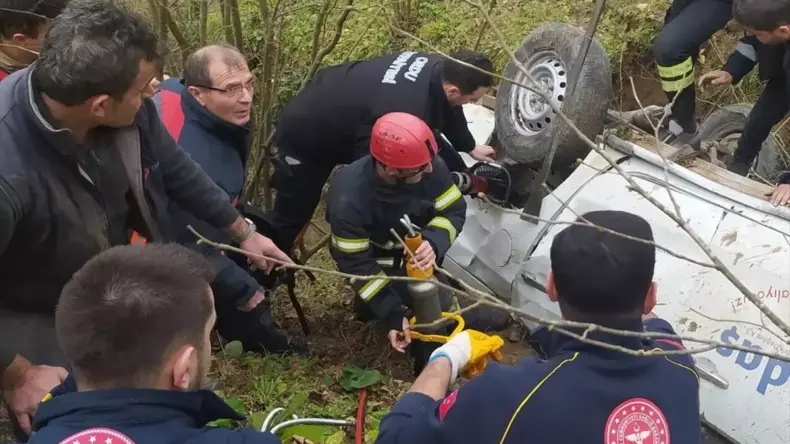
[274, 52, 478, 164]
[29, 383, 279, 444]
[375, 317, 703, 444]
[325, 155, 467, 331]
[152, 77, 261, 307]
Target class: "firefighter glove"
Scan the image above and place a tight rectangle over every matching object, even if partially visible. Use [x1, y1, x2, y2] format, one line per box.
[428, 330, 504, 384]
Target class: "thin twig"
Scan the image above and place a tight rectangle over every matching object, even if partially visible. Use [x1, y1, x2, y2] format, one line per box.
[187, 227, 790, 361]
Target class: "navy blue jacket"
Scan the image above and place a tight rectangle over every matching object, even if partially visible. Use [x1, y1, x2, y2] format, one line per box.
[29, 383, 279, 443]
[152, 78, 260, 306]
[376, 318, 702, 444]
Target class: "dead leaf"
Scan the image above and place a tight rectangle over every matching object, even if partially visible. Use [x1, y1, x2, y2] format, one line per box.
[291, 436, 314, 444]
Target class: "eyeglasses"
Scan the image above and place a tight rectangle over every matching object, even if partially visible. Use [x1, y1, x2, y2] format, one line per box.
[397, 163, 432, 179]
[193, 79, 254, 98]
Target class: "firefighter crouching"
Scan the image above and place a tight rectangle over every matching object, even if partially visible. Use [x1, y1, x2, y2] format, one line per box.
[325, 112, 467, 373]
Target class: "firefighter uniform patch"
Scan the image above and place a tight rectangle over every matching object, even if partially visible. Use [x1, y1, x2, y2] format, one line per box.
[604, 398, 670, 444]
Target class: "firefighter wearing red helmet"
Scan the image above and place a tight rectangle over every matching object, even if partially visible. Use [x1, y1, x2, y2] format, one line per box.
[325, 112, 467, 367]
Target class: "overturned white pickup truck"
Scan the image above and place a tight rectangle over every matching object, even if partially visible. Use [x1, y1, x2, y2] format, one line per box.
[444, 23, 790, 444]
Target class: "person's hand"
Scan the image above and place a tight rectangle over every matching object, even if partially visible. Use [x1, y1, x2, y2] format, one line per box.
[241, 233, 293, 274]
[698, 70, 733, 88]
[387, 317, 411, 353]
[407, 240, 436, 271]
[469, 145, 496, 162]
[770, 184, 790, 206]
[239, 289, 267, 312]
[429, 330, 504, 383]
[2, 358, 68, 435]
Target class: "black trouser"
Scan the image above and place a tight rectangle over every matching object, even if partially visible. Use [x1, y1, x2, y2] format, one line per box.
[352, 278, 453, 377]
[268, 140, 469, 253]
[652, 0, 732, 132]
[732, 78, 790, 167]
[0, 310, 67, 443]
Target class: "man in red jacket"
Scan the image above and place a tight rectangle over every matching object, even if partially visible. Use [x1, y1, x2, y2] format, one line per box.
[0, 0, 69, 80]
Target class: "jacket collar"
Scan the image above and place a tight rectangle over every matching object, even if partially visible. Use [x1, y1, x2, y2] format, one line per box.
[33, 387, 245, 431]
[18, 64, 77, 155]
[533, 317, 649, 358]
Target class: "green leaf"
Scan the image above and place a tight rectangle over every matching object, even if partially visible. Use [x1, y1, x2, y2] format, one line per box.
[340, 367, 381, 392]
[207, 418, 235, 429]
[279, 424, 330, 442]
[282, 391, 309, 420]
[250, 411, 268, 431]
[224, 397, 246, 415]
[325, 430, 347, 444]
[224, 340, 244, 358]
[322, 374, 335, 387]
[365, 429, 379, 443]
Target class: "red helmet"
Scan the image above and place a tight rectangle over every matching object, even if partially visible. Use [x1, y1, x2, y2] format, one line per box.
[370, 112, 438, 169]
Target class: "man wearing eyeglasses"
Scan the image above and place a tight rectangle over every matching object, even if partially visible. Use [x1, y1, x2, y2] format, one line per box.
[152, 44, 304, 356]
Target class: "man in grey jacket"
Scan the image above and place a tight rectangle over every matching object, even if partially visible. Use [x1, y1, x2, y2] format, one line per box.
[0, 0, 291, 439]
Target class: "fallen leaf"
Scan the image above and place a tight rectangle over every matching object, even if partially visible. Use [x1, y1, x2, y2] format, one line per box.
[224, 340, 244, 358]
[325, 430, 346, 444]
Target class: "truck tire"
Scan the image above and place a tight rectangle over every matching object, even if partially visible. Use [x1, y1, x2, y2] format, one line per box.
[697, 103, 788, 182]
[495, 22, 613, 168]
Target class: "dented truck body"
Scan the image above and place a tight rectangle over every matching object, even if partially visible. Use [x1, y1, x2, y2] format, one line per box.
[444, 103, 790, 444]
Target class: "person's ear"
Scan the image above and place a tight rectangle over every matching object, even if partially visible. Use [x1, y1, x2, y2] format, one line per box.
[88, 95, 111, 119]
[188, 86, 206, 106]
[643, 281, 657, 315]
[777, 25, 790, 40]
[443, 84, 461, 99]
[172, 345, 197, 391]
[11, 33, 28, 43]
[546, 271, 559, 303]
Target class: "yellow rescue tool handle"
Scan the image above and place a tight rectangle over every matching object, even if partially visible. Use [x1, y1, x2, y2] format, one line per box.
[408, 312, 465, 344]
[404, 233, 434, 279]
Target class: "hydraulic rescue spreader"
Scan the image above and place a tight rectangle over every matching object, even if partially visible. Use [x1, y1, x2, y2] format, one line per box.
[400, 215, 464, 375]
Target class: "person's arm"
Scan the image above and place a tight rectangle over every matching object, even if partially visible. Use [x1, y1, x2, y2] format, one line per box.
[192, 243, 260, 307]
[722, 34, 760, 85]
[328, 208, 406, 332]
[421, 159, 466, 260]
[140, 99, 240, 231]
[0, 175, 22, 374]
[440, 105, 477, 153]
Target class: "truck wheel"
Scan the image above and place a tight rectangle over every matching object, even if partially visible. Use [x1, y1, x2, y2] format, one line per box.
[495, 22, 613, 168]
[697, 103, 788, 182]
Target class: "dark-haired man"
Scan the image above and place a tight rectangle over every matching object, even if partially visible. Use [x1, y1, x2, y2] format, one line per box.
[698, 0, 790, 206]
[376, 210, 702, 444]
[28, 243, 280, 443]
[268, 50, 495, 254]
[0, 0, 290, 437]
[154, 43, 300, 354]
[0, 0, 69, 79]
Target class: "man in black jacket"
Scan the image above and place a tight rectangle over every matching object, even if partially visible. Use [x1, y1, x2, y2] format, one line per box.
[0, 0, 291, 439]
[269, 50, 494, 254]
[698, 0, 790, 206]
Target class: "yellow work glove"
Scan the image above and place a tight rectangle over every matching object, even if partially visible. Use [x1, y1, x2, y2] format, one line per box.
[460, 330, 505, 379]
[428, 330, 505, 384]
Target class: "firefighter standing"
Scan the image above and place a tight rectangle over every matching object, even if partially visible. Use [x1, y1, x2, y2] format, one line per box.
[324, 112, 467, 358]
[652, 0, 733, 147]
[269, 50, 493, 254]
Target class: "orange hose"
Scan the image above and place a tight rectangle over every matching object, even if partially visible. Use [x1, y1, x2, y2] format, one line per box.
[355, 389, 367, 444]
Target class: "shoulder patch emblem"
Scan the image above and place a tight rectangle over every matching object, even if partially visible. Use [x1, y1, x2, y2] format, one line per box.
[437, 389, 459, 421]
[604, 398, 670, 444]
[59, 428, 136, 444]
